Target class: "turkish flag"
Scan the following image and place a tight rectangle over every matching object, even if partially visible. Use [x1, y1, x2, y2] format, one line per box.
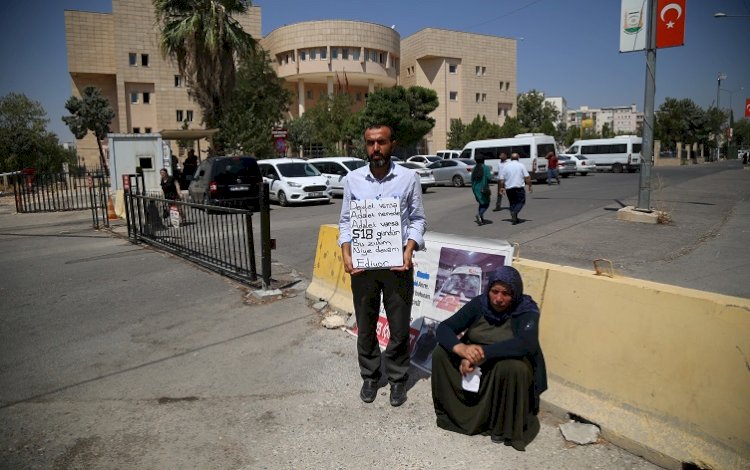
[745, 98, 750, 118]
[656, 0, 686, 48]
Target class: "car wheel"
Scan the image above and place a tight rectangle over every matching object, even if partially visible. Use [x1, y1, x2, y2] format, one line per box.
[561, 173, 570, 178]
[579, 171, 588, 176]
[537, 178, 547, 184]
[612, 163, 623, 173]
[422, 185, 427, 193]
[452, 175, 464, 187]
[278, 190, 289, 207]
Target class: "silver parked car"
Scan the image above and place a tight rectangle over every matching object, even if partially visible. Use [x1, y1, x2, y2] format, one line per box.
[425, 158, 476, 187]
[406, 155, 441, 167]
[396, 161, 436, 193]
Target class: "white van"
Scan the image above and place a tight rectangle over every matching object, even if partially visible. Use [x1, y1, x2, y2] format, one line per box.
[307, 157, 367, 196]
[566, 136, 641, 173]
[436, 149, 462, 160]
[458, 133, 553, 183]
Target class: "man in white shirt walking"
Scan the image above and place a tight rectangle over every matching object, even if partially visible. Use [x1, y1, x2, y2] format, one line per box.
[499, 153, 533, 225]
[493, 152, 509, 211]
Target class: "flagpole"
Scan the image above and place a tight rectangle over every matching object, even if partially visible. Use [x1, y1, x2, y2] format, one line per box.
[636, 0, 657, 211]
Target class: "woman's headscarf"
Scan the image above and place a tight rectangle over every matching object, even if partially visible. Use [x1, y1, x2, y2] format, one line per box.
[479, 266, 533, 324]
[471, 158, 485, 182]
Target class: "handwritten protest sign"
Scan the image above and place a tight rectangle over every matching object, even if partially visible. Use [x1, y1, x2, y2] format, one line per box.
[350, 197, 403, 269]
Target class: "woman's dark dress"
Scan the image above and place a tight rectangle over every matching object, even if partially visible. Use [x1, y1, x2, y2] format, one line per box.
[430, 266, 546, 451]
[432, 316, 539, 450]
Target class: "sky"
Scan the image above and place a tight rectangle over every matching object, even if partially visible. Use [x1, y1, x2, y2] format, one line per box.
[0, 0, 748, 143]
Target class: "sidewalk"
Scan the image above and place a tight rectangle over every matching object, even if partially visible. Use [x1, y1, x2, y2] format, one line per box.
[0, 207, 659, 469]
[516, 161, 750, 299]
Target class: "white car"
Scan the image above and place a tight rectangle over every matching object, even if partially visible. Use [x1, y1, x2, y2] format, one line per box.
[307, 157, 367, 197]
[396, 161, 436, 193]
[559, 154, 595, 175]
[406, 155, 441, 167]
[257, 158, 331, 206]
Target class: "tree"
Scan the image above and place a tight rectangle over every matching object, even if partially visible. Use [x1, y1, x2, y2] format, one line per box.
[732, 118, 750, 149]
[214, 52, 292, 156]
[1, 93, 75, 172]
[62, 86, 115, 170]
[499, 116, 524, 138]
[561, 125, 580, 147]
[286, 113, 317, 157]
[303, 93, 359, 155]
[654, 97, 726, 157]
[601, 122, 614, 138]
[446, 119, 467, 149]
[447, 115, 502, 149]
[516, 90, 559, 134]
[154, 0, 258, 137]
[358, 86, 439, 151]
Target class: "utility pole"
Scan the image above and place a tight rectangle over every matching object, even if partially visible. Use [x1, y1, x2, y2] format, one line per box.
[636, 0, 657, 212]
[715, 73, 726, 161]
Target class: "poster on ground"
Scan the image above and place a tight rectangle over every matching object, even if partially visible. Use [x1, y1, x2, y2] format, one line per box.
[346, 231, 514, 372]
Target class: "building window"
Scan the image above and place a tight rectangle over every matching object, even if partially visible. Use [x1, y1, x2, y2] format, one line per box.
[482, 66, 487, 75]
[369, 50, 377, 62]
[476, 66, 481, 76]
[299, 50, 306, 61]
[331, 47, 339, 59]
[128, 53, 137, 66]
[449, 64, 457, 74]
[352, 48, 360, 61]
[475, 93, 481, 102]
[342, 48, 349, 60]
[133, 127, 140, 134]
[310, 48, 317, 60]
[481, 93, 487, 102]
[506, 81, 511, 90]
[143, 92, 151, 104]
[176, 110, 183, 122]
[306, 90, 313, 99]
[130, 92, 138, 104]
[144, 127, 152, 133]
[141, 54, 149, 67]
[449, 91, 458, 101]
[320, 48, 327, 60]
[186, 110, 193, 122]
[356, 91, 362, 102]
[139, 157, 153, 169]
[379, 52, 386, 64]
[175, 75, 183, 87]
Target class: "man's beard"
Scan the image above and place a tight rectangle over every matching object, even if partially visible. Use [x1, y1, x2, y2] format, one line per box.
[369, 154, 388, 168]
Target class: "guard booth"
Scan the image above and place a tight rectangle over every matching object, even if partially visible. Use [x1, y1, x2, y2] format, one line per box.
[108, 133, 171, 194]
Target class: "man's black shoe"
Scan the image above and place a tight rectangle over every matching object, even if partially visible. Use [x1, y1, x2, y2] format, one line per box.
[389, 382, 407, 407]
[360, 379, 378, 403]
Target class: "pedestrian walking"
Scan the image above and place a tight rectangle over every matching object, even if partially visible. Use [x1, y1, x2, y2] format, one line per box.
[493, 152, 509, 211]
[545, 152, 560, 185]
[499, 153, 532, 225]
[471, 157, 492, 225]
[338, 123, 427, 407]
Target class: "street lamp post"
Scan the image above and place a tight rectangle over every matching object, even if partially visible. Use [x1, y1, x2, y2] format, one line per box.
[716, 73, 726, 161]
[714, 12, 750, 18]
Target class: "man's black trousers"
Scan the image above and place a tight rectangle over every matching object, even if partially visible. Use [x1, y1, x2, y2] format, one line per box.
[351, 268, 413, 384]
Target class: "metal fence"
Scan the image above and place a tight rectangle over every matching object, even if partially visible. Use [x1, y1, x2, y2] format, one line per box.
[123, 174, 272, 288]
[12, 167, 110, 215]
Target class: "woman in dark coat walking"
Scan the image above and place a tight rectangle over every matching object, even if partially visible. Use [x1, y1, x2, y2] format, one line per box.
[431, 266, 547, 451]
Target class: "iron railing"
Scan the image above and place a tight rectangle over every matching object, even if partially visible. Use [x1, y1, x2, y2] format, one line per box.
[123, 174, 272, 288]
[12, 167, 109, 215]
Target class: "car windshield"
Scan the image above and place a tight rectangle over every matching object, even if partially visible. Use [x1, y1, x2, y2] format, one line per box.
[558, 156, 570, 161]
[343, 160, 367, 170]
[399, 162, 420, 169]
[277, 162, 320, 177]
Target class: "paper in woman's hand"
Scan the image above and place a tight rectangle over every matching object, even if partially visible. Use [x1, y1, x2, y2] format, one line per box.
[461, 366, 481, 392]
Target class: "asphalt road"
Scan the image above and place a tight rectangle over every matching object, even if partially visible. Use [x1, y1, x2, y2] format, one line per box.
[260, 161, 748, 297]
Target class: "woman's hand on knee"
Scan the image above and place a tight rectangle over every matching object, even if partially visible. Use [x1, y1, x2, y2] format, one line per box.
[459, 359, 475, 376]
[453, 343, 485, 364]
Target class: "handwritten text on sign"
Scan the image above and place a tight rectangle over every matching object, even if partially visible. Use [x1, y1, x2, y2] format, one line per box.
[350, 197, 403, 269]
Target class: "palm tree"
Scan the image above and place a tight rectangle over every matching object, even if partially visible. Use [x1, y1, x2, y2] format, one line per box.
[154, 0, 257, 132]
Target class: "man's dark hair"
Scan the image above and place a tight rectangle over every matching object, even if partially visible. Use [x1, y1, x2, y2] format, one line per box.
[364, 123, 396, 141]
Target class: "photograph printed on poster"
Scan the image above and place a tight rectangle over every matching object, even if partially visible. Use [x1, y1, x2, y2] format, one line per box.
[411, 316, 440, 372]
[432, 247, 507, 314]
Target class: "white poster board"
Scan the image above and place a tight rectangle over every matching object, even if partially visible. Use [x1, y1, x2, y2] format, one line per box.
[349, 197, 403, 269]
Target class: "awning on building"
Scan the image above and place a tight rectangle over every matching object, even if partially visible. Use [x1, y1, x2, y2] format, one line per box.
[158, 128, 219, 140]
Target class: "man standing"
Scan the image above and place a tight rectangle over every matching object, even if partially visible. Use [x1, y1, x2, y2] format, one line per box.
[499, 152, 533, 225]
[339, 123, 427, 407]
[492, 152, 509, 211]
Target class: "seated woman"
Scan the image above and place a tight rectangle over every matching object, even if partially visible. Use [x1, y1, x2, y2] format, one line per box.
[431, 266, 547, 451]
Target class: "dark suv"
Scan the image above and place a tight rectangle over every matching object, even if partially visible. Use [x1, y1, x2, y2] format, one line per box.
[188, 156, 261, 211]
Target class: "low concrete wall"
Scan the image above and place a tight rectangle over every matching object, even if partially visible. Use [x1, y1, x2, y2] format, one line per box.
[306, 224, 750, 469]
